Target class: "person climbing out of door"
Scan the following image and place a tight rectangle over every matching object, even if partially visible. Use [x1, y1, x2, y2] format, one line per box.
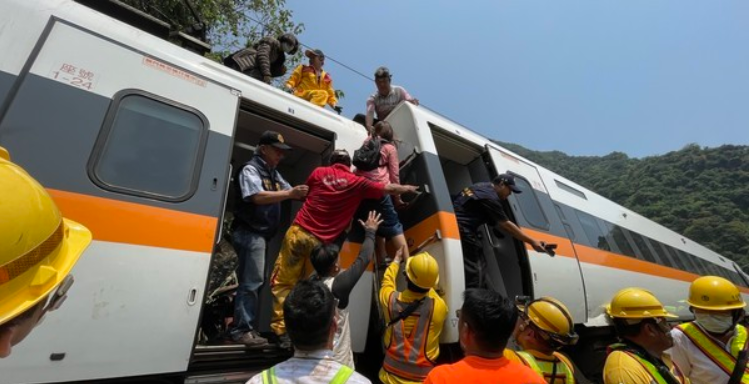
[269, 149, 418, 349]
[452, 173, 548, 289]
[354, 120, 409, 266]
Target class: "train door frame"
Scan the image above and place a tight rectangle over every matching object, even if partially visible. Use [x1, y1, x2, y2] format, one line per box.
[191, 98, 338, 371]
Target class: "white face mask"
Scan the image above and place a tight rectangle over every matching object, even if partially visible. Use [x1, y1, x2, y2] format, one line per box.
[695, 312, 734, 334]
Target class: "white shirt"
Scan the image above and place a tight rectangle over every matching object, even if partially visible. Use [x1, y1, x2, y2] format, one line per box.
[246, 349, 371, 384]
[321, 276, 355, 369]
[666, 325, 739, 384]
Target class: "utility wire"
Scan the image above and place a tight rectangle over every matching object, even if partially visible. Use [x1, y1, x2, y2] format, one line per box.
[242, 13, 463, 123]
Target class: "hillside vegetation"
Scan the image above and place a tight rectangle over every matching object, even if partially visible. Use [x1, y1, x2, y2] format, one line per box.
[496, 142, 749, 269]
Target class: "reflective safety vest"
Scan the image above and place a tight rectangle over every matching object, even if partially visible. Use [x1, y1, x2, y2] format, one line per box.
[516, 351, 576, 384]
[382, 292, 436, 381]
[608, 343, 687, 384]
[261, 364, 354, 384]
[676, 322, 749, 383]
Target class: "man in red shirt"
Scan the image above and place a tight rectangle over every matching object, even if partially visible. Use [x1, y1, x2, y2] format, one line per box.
[269, 149, 418, 348]
[424, 289, 546, 384]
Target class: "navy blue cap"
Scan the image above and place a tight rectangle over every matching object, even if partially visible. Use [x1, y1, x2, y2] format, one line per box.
[493, 173, 522, 193]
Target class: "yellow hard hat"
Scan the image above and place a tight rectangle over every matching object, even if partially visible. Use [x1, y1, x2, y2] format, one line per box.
[607, 288, 677, 319]
[522, 297, 579, 346]
[405, 252, 439, 290]
[687, 276, 745, 311]
[0, 149, 92, 326]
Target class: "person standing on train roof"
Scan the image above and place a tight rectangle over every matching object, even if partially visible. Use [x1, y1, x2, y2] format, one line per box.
[285, 48, 339, 111]
[667, 276, 748, 384]
[379, 251, 448, 384]
[452, 173, 548, 289]
[224, 33, 299, 84]
[424, 289, 545, 384]
[0, 147, 93, 358]
[229, 131, 309, 347]
[505, 297, 590, 384]
[309, 210, 383, 368]
[354, 121, 410, 264]
[269, 149, 418, 349]
[603, 288, 688, 384]
[363, 66, 418, 133]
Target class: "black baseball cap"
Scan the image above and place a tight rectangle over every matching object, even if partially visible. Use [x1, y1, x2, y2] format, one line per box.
[258, 131, 292, 150]
[493, 173, 522, 193]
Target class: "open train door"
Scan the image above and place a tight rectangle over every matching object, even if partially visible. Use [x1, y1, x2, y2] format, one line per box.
[384, 104, 463, 343]
[484, 145, 587, 323]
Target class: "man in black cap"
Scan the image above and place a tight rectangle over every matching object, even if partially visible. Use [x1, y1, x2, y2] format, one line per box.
[285, 48, 338, 110]
[453, 174, 547, 289]
[229, 130, 309, 346]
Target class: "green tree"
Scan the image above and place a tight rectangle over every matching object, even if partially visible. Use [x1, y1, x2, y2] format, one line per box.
[497, 141, 749, 270]
[121, 0, 305, 64]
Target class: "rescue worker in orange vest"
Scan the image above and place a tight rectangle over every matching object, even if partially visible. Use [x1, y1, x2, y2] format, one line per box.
[379, 250, 448, 384]
[667, 276, 747, 384]
[504, 297, 586, 384]
[0, 147, 92, 358]
[603, 288, 688, 384]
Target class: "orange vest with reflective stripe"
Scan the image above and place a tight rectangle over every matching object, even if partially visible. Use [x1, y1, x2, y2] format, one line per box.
[676, 322, 749, 383]
[382, 292, 435, 381]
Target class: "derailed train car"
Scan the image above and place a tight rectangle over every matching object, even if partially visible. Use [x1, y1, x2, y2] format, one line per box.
[0, 0, 746, 383]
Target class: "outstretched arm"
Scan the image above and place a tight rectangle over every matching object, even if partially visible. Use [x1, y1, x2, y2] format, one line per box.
[331, 211, 382, 309]
[497, 220, 545, 252]
[384, 183, 418, 195]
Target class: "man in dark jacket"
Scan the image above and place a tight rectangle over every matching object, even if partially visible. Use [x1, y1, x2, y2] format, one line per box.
[230, 130, 308, 346]
[453, 173, 547, 289]
[224, 33, 299, 84]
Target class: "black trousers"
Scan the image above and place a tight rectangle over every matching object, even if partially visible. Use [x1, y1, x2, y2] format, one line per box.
[460, 230, 487, 289]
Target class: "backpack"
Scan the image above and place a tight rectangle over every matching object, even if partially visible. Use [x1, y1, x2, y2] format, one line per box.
[352, 137, 384, 171]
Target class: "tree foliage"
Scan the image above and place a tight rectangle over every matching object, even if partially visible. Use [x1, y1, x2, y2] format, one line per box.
[498, 142, 749, 270]
[121, 0, 304, 61]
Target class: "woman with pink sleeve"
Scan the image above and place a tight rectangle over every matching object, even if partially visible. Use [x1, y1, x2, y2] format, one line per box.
[355, 121, 409, 262]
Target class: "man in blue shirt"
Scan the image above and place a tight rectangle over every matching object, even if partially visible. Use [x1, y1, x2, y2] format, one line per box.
[230, 131, 308, 346]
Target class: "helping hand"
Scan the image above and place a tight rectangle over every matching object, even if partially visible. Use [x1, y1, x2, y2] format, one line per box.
[290, 185, 309, 199]
[358, 210, 383, 232]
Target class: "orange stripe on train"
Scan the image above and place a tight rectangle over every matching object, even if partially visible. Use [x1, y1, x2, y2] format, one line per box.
[48, 189, 217, 253]
[338, 211, 461, 271]
[523, 228, 749, 293]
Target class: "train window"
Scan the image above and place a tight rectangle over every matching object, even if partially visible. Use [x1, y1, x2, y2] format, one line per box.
[676, 249, 699, 274]
[707, 262, 723, 278]
[575, 210, 611, 251]
[644, 235, 670, 266]
[659, 243, 687, 271]
[89, 92, 207, 201]
[693, 256, 710, 275]
[729, 270, 748, 288]
[630, 232, 658, 264]
[512, 176, 550, 231]
[554, 204, 576, 241]
[606, 223, 638, 259]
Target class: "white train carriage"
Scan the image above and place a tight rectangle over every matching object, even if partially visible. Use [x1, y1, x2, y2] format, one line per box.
[0, 0, 746, 383]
